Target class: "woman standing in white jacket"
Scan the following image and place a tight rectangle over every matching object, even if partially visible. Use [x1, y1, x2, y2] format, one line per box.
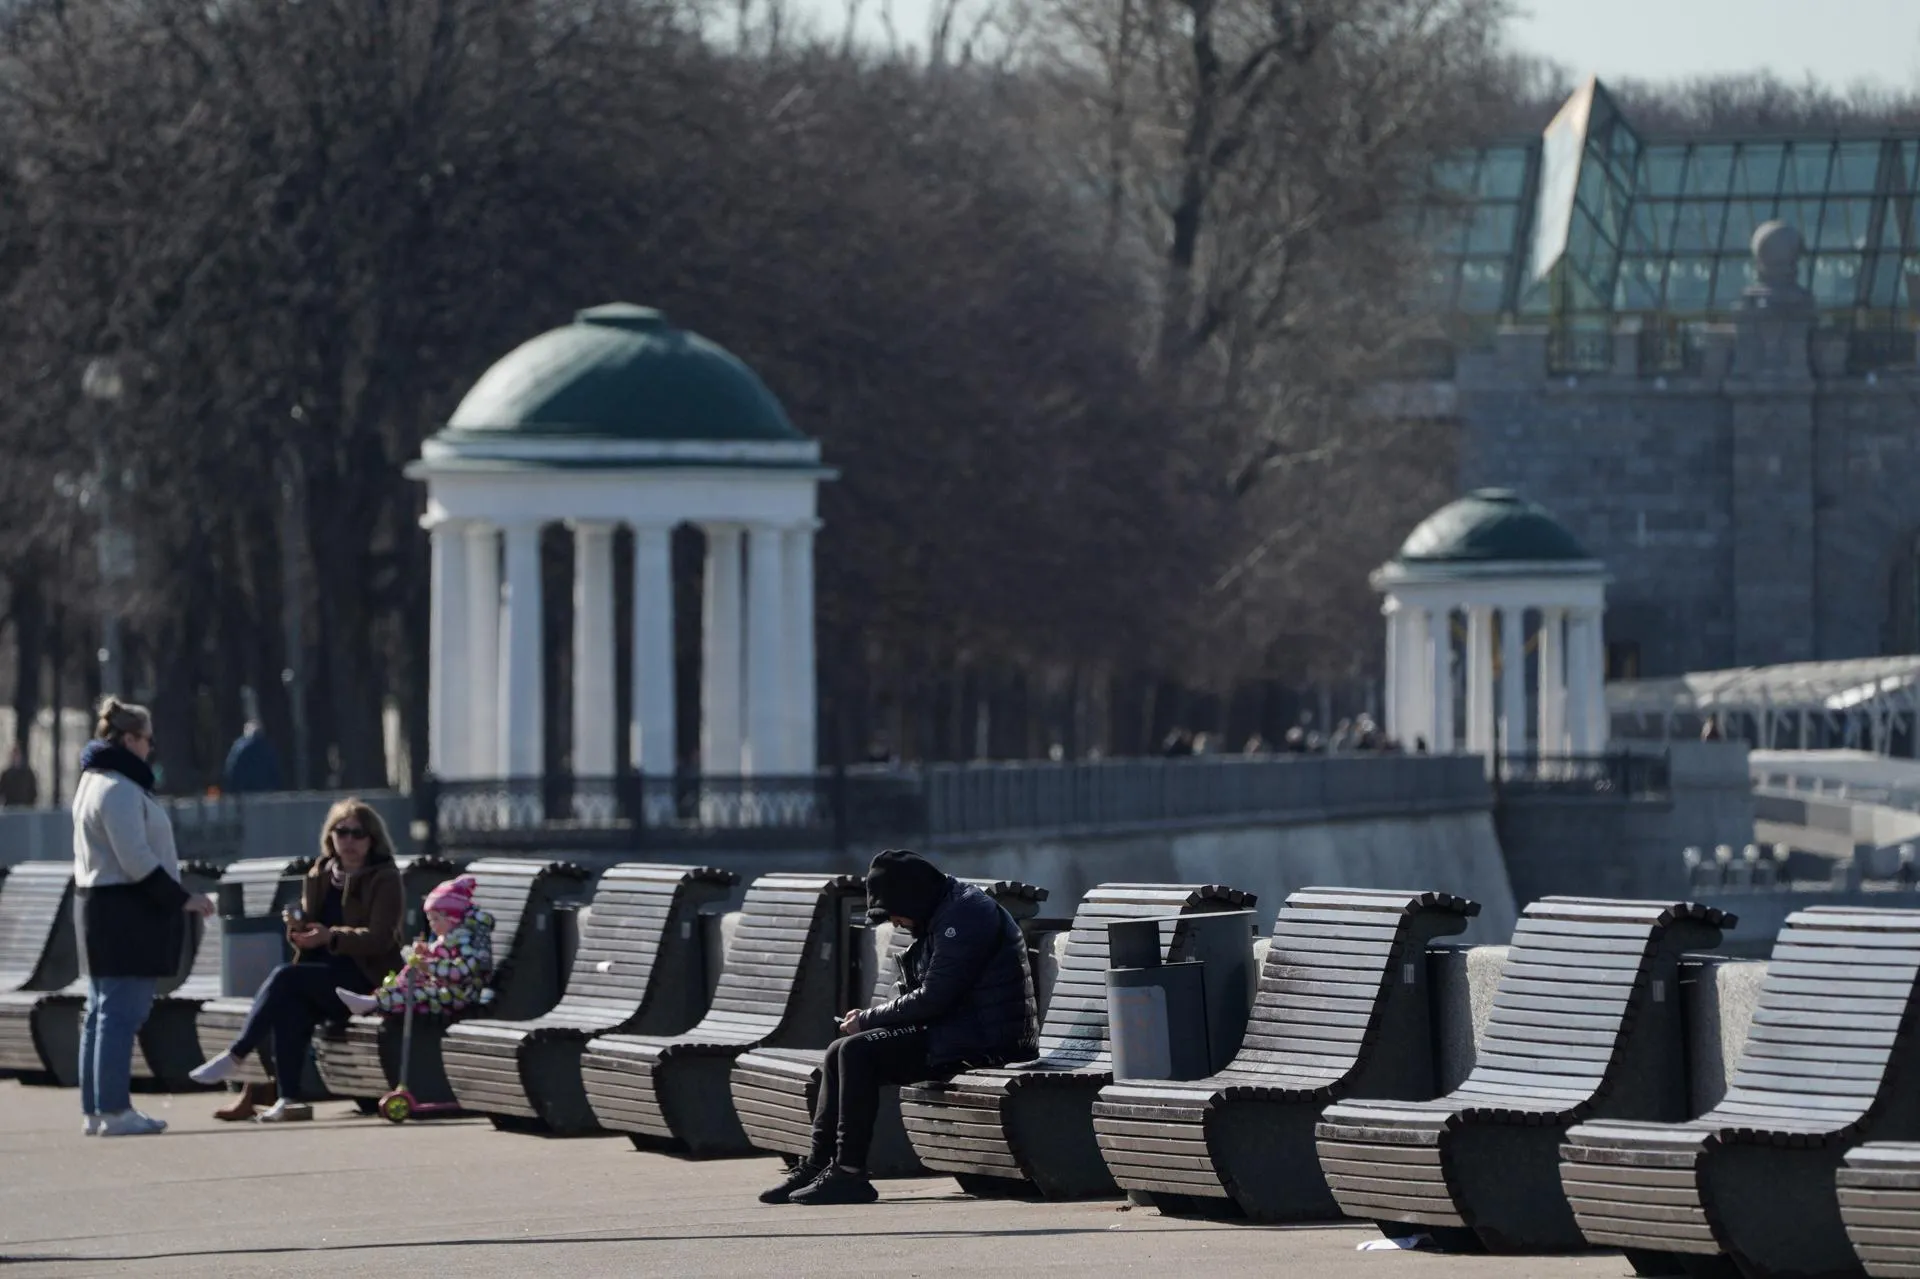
[71, 698, 214, 1136]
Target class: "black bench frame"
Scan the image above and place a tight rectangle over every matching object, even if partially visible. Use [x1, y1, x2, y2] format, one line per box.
[1092, 887, 1479, 1220]
[1316, 896, 1733, 1253]
[900, 882, 1257, 1200]
[579, 872, 866, 1157]
[1561, 906, 1920, 1279]
[0, 863, 81, 1085]
[440, 863, 737, 1134]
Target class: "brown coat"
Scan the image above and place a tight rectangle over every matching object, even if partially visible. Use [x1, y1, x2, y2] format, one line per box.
[298, 851, 405, 985]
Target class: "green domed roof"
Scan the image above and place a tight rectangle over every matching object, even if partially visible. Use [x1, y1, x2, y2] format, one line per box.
[445, 304, 802, 442]
[1396, 489, 1590, 563]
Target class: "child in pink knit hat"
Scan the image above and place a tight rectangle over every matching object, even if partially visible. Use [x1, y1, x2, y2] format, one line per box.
[337, 874, 494, 1016]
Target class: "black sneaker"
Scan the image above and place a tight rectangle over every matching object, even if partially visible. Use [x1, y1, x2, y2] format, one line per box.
[758, 1159, 828, 1205]
[790, 1166, 878, 1206]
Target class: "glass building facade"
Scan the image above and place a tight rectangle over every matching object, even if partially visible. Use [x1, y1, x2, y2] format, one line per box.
[1420, 79, 1920, 359]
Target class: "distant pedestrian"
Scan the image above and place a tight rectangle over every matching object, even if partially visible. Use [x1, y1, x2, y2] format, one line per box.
[73, 697, 217, 1136]
[1241, 734, 1267, 755]
[1, 745, 36, 807]
[1700, 719, 1723, 742]
[1283, 727, 1307, 753]
[1161, 729, 1194, 758]
[222, 721, 284, 794]
[1330, 718, 1354, 752]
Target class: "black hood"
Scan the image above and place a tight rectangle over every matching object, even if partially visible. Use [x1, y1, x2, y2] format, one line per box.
[865, 849, 948, 933]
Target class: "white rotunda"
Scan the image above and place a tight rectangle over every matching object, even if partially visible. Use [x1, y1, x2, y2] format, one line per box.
[408, 303, 833, 786]
[1371, 489, 1610, 767]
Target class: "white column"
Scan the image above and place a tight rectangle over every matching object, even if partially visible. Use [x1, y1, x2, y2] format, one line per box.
[1383, 603, 1402, 743]
[1537, 607, 1565, 757]
[465, 523, 501, 776]
[782, 523, 818, 773]
[701, 525, 744, 775]
[1580, 607, 1610, 752]
[631, 525, 677, 777]
[1499, 606, 1527, 763]
[1399, 605, 1429, 747]
[1429, 606, 1454, 752]
[1466, 605, 1495, 763]
[744, 525, 788, 775]
[1566, 609, 1592, 755]
[427, 518, 470, 779]
[498, 520, 544, 778]
[570, 521, 617, 778]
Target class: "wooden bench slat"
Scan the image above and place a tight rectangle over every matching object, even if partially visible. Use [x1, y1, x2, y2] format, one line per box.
[1323, 895, 1730, 1250]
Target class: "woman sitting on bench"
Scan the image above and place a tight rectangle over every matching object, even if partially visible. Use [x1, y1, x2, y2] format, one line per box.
[188, 799, 403, 1122]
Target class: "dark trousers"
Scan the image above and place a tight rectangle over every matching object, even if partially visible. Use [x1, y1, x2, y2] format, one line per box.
[229, 958, 371, 1101]
[810, 1025, 944, 1171]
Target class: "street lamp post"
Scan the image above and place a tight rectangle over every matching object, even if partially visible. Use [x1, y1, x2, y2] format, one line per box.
[276, 446, 311, 789]
[81, 357, 129, 697]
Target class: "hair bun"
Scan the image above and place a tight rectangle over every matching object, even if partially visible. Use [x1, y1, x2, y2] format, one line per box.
[94, 697, 152, 743]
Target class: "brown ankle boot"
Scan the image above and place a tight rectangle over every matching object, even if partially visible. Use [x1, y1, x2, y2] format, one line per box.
[214, 1081, 275, 1121]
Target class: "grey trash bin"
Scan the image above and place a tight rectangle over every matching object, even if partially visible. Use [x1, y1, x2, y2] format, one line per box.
[219, 878, 297, 999]
[1106, 910, 1257, 1082]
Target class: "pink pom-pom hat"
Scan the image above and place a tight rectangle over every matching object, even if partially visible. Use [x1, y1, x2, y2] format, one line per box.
[423, 875, 477, 918]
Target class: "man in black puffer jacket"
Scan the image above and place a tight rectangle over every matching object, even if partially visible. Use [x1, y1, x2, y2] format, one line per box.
[765, 849, 1038, 1207]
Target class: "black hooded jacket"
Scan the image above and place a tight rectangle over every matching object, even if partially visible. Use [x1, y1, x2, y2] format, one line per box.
[857, 852, 1038, 1069]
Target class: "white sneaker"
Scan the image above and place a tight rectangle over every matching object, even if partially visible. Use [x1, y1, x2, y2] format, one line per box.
[83, 1113, 102, 1136]
[336, 988, 378, 1015]
[189, 1051, 241, 1085]
[256, 1100, 313, 1123]
[97, 1109, 167, 1136]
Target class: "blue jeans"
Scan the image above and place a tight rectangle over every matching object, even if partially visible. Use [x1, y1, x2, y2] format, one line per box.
[79, 976, 158, 1116]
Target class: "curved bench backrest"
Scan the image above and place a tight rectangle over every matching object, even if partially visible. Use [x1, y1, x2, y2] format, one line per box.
[1034, 882, 1256, 1070]
[1458, 896, 1732, 1110]
[394, 854, 462, 940]
[152, 862, 225, 997]
[460, 856, 592, 1020]
[693, 872, 866, 1044]
[0, 862, 77, 993]
[1240, 887, 1478, 1094]
[1714, 905, 1920, 1136]
[549, 864, 738, 1026]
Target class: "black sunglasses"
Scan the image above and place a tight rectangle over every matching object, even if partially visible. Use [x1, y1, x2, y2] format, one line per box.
[331, 825, 370, 841]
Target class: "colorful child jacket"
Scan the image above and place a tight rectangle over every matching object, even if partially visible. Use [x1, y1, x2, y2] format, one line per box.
[373, 908, 496, 1016]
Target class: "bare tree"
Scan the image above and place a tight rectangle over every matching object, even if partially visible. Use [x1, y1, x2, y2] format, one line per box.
[0, 0, 1214, 778]
[1025, 0, 1516, 683]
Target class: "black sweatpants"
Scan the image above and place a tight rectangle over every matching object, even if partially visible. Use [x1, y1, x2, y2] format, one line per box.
[810, 1025, 945, 1170]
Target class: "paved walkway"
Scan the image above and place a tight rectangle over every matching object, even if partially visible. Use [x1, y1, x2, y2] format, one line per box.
[0, 1080, 1632, 1277]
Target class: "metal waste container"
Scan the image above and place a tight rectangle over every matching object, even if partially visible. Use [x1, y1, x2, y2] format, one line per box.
[219, 877, 297, 998]
[1107, 910, 1257, 1082]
